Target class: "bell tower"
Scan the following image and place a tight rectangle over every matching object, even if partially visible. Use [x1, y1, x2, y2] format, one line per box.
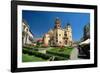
[54, 17, 61, 29]
[64, 23, 72, 46]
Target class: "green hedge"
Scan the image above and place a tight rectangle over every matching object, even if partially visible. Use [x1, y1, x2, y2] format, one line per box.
[23, 48, 68, 61]
[47, 53, 68, 60]
[46, 47, 73, 59]
[23, 46, 39, 51]
[46, 51, 70, 58]
[23, 48, 51, 59]
[55, 56, 68, 60]
[23, 46, 33, 49]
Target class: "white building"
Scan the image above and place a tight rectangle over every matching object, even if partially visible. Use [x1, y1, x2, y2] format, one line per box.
[22, 20, 34, 46]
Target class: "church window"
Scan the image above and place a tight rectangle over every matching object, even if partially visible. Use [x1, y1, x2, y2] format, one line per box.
[65, 34, 67, 36]
[26, 28, 28, 32]
[23, 25, 26, 29]
[59, 41, 61, 44]
[59, 34, 61, 36]
[56, 39, 58, 42]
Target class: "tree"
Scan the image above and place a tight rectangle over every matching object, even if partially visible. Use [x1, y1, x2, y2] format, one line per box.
[83, 23, 90, 40]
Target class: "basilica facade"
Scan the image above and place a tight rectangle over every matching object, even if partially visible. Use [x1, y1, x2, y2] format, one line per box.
[43, 18, 73, 47]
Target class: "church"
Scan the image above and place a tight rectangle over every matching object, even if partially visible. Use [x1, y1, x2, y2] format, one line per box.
[43, 17, 73, 47]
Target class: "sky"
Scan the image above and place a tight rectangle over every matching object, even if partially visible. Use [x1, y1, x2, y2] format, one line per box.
[22, 10, 90, 41]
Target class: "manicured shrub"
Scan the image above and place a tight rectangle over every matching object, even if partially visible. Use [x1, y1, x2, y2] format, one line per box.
[46, 47, 74, 59]
[46, 50, 70, 58]
[23, 48, 68, 60]
[23, 48, 52, 59]
[33, 48, 39, 51]
[23, 48, 70, 61]
[23, 46, 33, 49]
[54, 56, 68, 60]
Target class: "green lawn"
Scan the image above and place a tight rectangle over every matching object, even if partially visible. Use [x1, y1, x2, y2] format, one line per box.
[47, 47, 73, 54]
[22, 54, 45, 62]
[46, 47, 73, 58]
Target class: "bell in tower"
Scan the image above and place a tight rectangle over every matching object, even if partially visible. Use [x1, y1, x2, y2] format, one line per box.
[54, 17, 61, 29]
[64, 22, 72, 46]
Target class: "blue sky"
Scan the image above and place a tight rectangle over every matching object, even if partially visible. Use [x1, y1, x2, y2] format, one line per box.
[22, 10, 90, 41]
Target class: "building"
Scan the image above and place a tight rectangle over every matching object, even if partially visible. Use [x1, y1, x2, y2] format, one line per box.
[43, 17, 73, 47]
[22, 20, 34, 46]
